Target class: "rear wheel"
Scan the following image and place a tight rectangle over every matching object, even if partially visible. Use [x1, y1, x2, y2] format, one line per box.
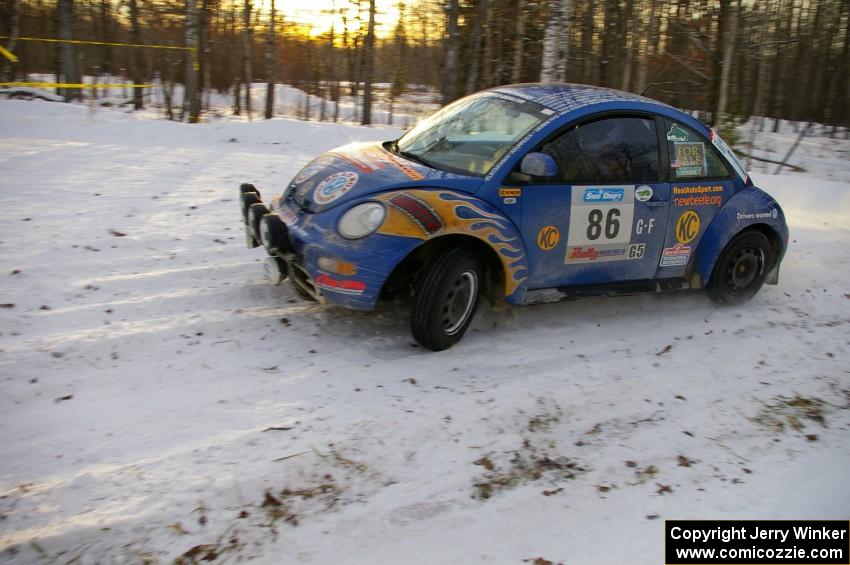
[707, 231, 775, 305]
[411, 248, 482, 351]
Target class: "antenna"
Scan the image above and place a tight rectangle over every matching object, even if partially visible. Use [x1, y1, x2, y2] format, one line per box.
[640, 59, 672, 97]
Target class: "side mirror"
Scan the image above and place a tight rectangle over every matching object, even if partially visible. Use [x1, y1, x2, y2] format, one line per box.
[520, 152, 557, 177]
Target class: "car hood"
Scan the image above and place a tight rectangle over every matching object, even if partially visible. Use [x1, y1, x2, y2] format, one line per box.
[285, 141, 482, 212]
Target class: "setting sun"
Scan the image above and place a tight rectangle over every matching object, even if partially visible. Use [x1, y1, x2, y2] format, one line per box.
[271, 0, 403, 37]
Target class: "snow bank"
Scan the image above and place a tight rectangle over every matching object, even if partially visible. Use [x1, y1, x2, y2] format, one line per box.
[0, 100, 848, 565]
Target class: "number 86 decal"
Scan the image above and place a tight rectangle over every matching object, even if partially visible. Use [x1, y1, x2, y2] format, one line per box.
[586, 208, 621, 240]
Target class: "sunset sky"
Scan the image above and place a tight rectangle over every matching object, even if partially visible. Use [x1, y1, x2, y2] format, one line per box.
[275, 0, 404, 37]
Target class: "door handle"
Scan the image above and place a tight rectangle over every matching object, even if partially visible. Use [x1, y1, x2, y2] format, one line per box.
[645, 200, 669, 208]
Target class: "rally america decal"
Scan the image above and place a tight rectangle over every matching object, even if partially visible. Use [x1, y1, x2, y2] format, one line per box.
[565, 185, 637, 264]
[313, 171, 359, 205]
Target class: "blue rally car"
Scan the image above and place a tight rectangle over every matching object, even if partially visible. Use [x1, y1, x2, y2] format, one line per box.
[239, 83, 788, 351]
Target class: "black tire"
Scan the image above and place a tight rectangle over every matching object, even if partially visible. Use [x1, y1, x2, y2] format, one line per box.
[411, 248, 483, 351]
[707, 230, 775, 305]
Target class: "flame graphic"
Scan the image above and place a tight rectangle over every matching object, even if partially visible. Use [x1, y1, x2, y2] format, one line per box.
[376, 190, 528, 297]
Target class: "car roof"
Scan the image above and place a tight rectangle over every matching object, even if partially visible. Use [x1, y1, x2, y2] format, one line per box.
[487, 82, 710, 137]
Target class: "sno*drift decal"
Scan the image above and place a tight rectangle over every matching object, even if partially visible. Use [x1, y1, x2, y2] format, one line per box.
[313, 172, 359, 205]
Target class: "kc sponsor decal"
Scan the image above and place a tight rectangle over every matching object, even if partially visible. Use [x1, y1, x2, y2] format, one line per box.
[313, 171, 359, 205]
[583, 187, 625, 203]
[675, 210, 701, 244]
[659, 242, 692, 267]
[537, 225, 560, 251]
[672, 185, 723, 207]
[315, 273, 366, 295]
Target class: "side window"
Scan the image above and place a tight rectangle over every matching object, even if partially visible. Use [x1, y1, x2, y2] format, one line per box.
[541, 116, 660, 183]
[663, 118, 731, 180]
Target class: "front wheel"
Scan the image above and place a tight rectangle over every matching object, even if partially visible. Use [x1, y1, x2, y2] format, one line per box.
[411, 248, 483, 351]
[707, 230, 775, 305]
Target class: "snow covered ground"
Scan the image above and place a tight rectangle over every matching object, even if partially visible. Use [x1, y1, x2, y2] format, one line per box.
[0, 100, 848, 564]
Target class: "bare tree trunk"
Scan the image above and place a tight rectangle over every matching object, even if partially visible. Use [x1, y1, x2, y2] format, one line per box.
[242, 0, 253, 119]
[3, 0, 20, 81]
[361, 0, 376, 125]
[465, 0, 487, 94]
[58, 0, 81, 101]
[128, 0, 143, 109]
[441, 0, 460, 104]
[714, 0, 740, 128]
[511, 0, 525, 83]
[581, 2, 594, 83]
[636, 0, 658, 92]
[264, 0, 275, 119]
[185, 0, 200, 123]
[620, 0, 636, 91]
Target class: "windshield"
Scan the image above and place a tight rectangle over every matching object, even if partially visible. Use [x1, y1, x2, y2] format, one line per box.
[395, 94, 549, 177]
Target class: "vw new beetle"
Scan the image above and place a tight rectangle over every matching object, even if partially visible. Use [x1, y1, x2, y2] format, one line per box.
[238, 83, 788, 351]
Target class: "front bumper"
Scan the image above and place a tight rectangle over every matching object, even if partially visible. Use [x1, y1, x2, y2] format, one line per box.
[239, 184, 417, 310]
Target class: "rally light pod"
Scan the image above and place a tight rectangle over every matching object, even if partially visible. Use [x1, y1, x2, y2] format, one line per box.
[259, 213, 290, 254]
[240, 191, 262, 222]
[263, 256, 287, 285]
[248, 202, 270, 240]
[240, 183, 260, 197]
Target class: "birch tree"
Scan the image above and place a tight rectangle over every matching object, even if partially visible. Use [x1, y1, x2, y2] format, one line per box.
[184, 0, 200, 123]
[361, 0, 376, 125]
[540, 0, 571, 83]
[264, 0, 275, 120]
[242, 0, 253, 118]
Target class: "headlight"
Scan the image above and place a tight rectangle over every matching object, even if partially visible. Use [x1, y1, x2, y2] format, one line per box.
[338, 202, 386, 239]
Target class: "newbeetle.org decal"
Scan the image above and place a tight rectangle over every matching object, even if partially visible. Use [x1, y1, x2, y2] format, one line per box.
[313, 171, 359, 205]
[672, 185, 723, 207]
[565, 185, 636, 264]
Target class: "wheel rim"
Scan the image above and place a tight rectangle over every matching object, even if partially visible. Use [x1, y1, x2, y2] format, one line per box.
[443, 270, 477, 336]
[726, 246, 764, 292]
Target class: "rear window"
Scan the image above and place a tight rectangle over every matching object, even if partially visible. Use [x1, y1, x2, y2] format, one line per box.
[541, 116, 661, 183]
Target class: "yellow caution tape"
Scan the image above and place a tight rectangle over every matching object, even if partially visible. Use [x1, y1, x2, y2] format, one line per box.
[0, 44, 17, 62]
[0, 36, 199, 70]
[0, 81, 154, 89]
